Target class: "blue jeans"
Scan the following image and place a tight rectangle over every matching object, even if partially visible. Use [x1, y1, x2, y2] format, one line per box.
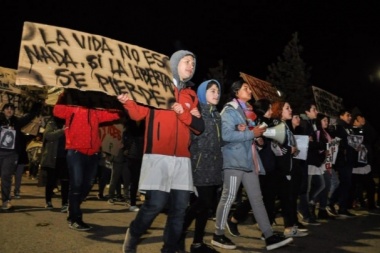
[329, 169, 340, 199]
[67, 150, 99, 222]
[298, 161, 311, 219]
[128, 189, 190, 253]
[330, 164, 353, 211]
[315, 172, 331, 209]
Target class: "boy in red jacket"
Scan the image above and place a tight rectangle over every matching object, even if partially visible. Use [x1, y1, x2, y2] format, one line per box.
[118, 50, 204, 253]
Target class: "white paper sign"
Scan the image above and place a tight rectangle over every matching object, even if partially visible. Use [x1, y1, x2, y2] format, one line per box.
[293, 135, 309, 160]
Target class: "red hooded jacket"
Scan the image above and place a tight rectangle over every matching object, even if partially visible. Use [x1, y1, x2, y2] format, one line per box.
[122, 87, 204, 158]
[53, 105, 119, 155]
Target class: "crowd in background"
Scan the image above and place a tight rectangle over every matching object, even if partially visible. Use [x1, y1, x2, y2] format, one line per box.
[0, 50, 379, 253]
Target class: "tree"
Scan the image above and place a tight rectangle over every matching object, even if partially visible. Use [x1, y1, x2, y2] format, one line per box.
[266, 32, 313, 110]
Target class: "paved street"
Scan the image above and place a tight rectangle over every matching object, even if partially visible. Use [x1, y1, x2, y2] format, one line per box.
[1, 175, 380, 253]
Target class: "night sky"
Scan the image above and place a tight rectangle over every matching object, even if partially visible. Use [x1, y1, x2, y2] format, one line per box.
[1, 1, 380, 130]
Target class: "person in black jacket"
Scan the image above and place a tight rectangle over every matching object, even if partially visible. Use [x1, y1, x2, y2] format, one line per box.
[178, 79, 223, 253]
[328, 109, 356, 217]
[298, 102, 321, 225]
[40, 116, 69, 212]
[0, 102, 41, 210]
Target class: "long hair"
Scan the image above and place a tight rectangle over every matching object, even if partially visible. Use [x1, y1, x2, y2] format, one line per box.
[228, 78, 245, 100]
[271, 101, 286, 120]
[254, 98, 272, 126]
[316, 113, 331, 142]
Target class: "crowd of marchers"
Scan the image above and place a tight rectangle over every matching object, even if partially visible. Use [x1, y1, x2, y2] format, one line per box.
[1, 50, 379, 253]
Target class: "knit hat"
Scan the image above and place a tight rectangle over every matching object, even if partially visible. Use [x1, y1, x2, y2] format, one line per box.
[169, 50, 196, 89]
[197, 79, 221, 104]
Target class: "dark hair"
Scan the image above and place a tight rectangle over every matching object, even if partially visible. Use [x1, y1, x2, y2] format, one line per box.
[206, 80, 219, 90]
[300, 100, 316, 113]
[253, 98, 271, 118]
[338, 108, 349, 117]
[229, 78, 245, 100]
[2, 103, 15, 111]
[316, 113, 329, 130]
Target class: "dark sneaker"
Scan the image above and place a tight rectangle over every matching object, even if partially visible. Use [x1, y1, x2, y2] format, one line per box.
[226, 218, 240, 237]
[261, 231, 283, 240]
[266, 234, 293, 250]
[69, 220, 91, 231]
[211, 234, 236, 250]
[338, 209, 356, 218]
[61, 204, 69, 213]
[107, 198, 115, 204]
[190, 243, 219, 253]
[45, 202, 54, 210]
[301, 217, 321, 226]
[13, 192, 21, 199]
[115, 195, 126, 202]
[326, 205, 339, 216]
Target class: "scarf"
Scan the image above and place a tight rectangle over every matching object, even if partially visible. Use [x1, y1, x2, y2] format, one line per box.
[235, 99, 261, 174]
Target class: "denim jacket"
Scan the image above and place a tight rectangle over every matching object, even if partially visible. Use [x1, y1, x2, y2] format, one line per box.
[220, 101, 265, 174]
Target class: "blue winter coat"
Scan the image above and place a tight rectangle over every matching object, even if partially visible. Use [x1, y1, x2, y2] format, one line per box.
[220, 101, 265, 174]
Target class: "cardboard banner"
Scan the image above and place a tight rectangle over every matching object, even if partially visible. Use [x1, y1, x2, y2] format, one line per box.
[312, 86, 343, 117]
[0, 67, 26, 95]
[240, 72, 280, 101]
[0, 66, 36, 116]
[16, 22, 175, 109]
[21, 116, 43, 136]
[100, 123, 123, 156]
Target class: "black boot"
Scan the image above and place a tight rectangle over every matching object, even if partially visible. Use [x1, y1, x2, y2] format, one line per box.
[309, 204, 317, 220]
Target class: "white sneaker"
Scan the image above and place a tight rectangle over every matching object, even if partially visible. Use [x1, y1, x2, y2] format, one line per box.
[129, 206, 140, 212]
[284, 226, 308, 237]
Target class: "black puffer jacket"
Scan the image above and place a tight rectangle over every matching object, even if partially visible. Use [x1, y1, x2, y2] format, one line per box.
[190, 103, 223, 186]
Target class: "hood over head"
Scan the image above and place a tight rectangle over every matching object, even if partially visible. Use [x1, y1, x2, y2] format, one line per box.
[197, 79, 221, 105]
[169, 50, 196, 89]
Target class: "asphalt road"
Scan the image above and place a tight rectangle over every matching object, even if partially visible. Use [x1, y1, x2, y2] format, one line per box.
[1, 175, 380, 253]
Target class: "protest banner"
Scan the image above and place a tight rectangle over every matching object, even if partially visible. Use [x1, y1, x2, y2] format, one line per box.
[325, 138, 340, 170]
[312, 86, 343, 118]
[16, 22, 175, 109]
[100, 123, 123, 156]
[240, 72, 280, 101]
[1, 67, 51, 135]
[0, 66, 34, 116]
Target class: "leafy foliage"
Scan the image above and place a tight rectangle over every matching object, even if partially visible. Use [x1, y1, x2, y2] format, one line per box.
[267, 32, 314, 110]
